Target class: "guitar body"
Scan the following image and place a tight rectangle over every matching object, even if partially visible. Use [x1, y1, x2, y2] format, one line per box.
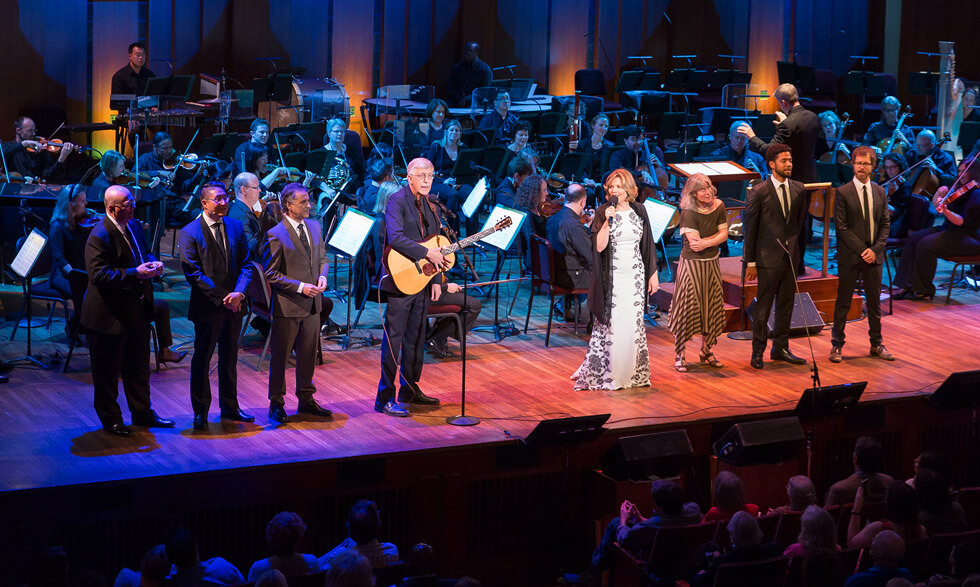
[384, 235, 456, 295]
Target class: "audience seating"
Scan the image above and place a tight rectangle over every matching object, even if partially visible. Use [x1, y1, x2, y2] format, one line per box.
[921, 529, 980, 577]
[955, 486, 980, 529]
[772, 510, 802, 547]
[711, 554, 790, 587]
[646, 520, 720, 579]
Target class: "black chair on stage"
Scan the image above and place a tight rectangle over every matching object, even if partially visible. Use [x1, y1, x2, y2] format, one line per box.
[883, 194, 934, 314]
[9, 235, 71, 342]
[524, 235, 589, 347]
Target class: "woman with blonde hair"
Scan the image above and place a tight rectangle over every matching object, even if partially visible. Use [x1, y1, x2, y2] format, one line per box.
[668, 173, 727, 372]
[573, 168, 659, 390]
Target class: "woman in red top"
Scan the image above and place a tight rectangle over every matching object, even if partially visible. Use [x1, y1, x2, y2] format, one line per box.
[703, 471, 760, 522]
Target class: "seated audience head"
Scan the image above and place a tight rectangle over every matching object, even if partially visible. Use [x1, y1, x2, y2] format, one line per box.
[604, 168, 639, 203]
[870, 529, 905, 567]
[406, 543, 437, 578]
[787, 475, 818, 511]
[250, 118, 271, 144]
[680, 172, 717, 210]
[650, 479, 685, 516]
[265, 511, 307, 556]
[507, 156, 533, 187]
[965, 576, 980, 587]
[347, 499, 382, 546]
[367, 157, 394, 185]
[798, 505, 837, 552]
[915, 467, 953, 516]
[951, 539, 980, 579]
[765, 143, 793, 178]
[913, 450, 949, 481]
[727, 510, 763, 549]
[323, 551, 372, 587]
[801, 549, 846, 587]
[514, 174, 547, 212]
[713, 470, 749, 515]
[885, 580, 914, 587]
[255, 569, 287, 587]
[886, 479, 920, 526]
[100, 150, 126, 179]
[259, 201, 284, 236]
[374, 180, 402, 215]
[854, 436, 884, 474]
[425, 98, 449, 125]
[243, 142, 270, 176]
[139, 545, 170, 586]
[166, 528, 199, 569]
[454, 579, 481, 587]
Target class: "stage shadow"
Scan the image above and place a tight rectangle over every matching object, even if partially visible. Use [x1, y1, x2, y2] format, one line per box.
[70, 429, 162, 457]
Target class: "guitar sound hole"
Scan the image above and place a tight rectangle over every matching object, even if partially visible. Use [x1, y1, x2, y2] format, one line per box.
[422, 264, 437, 277]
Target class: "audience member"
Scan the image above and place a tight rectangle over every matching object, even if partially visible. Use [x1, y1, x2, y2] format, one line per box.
[703, 471, 760, 522]
[28, 546, 70, 587]
[453, 579, 481, 587]
[844, 530, 914, 587]
[770, 475, 819, 515]
[801, 549, 847, 587]
[400, 543, 455, 587]
[166, 528, 243, 587]
[113, 544, 169, 587]
[915, 468, 968, 534]
[848, 480, 928, 549]
[906, 450, 950, 489]
[826, 436, 894, 507]
[255, 569, 287, 587]
[921, 538, 980, 586]
[247, 512, 320, 580]
[885, 579, 914, 587]
[689, 511, 783, 587]
[784, 505, 840, 558]
[320, 500, 399, 569]
[323, 551, 373, 587]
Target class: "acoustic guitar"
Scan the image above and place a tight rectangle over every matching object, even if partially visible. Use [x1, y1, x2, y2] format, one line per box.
[384, 216, 513, 295]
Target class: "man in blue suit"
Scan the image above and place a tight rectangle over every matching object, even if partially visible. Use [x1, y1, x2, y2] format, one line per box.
[179, 182, 255, 430]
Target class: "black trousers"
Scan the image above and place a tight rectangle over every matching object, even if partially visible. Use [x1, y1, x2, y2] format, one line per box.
[832, 258, 883, 348]
[268, 312, 320, 407]
[89, 319, 153, 427]
[189, 312, 244, 417]
[752, 261, 796, 355]
[428, 290, 482, 347]
[895, 226, 980, 296]
[376, 290, 427, 407]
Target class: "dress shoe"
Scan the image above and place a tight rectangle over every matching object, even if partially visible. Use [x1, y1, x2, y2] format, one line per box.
[770, 348, 807, 365]
[426, 339, 453, 358]
[297, 401, 333, 418]
[829, 346, 843, 363]
[376, 400, 410, 417]
[269, 405, 291, 424]
[159, 348, 188, 364]
[220, 409, 255, 423]
[892, 288, 910, 300]
[104, 423, 134, 437]
[750, 352, 764, 370]
[905, 292, 934, 301]
[132, 413, 176, 428]
[321, 322, 344, 336]
[398, 390, 441, 406]
[193, 414, 209, 431]
[870, 345, 896, 361]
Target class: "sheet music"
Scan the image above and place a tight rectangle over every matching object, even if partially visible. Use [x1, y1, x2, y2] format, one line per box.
[642, 199, 678, 244]
[672, 162, 718, 176]
[11, 229, 47, 278]
[461, 177, 488, 219]
[480, 205, 526, 250]
[701, 161, 747, 175]
[327, 208, 375, 258]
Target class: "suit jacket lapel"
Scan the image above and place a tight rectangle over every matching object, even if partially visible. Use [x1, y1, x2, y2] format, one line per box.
[107, 218, 138, 267]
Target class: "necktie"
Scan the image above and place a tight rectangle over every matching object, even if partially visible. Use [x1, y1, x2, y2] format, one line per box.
[213, 221, 227, 255]
[297, 222, 312, 263]
[863, 185, 873, 243]
[125, 225, 144, 266]
[779, 184, 790, 218]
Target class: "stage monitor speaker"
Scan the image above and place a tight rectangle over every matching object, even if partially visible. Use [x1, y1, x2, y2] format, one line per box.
[713, 417, 804, 466]
[748, 292, 825, 336]
[931, 370, 980, 409]
[525, 414, 610, 446]
[602, 430, 693, 481]
[795, 381, 867, 419]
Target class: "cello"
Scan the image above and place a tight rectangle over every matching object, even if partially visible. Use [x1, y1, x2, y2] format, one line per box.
[819, 113, 852, 164]
[874, 105, 912, 181]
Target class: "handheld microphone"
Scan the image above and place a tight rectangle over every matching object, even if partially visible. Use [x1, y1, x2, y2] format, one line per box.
[607, 195, 619, 224]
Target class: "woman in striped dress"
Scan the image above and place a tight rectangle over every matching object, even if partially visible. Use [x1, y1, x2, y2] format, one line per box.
[669, 173, 728, 372]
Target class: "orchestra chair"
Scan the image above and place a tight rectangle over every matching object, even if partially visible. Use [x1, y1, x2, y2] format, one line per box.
[710, 555, 790, 587]
[239, 260, 275, 371]
[883, 194, 934, 314]
[524, 235, 589, 347]
[427, 303, 464, 355]
[943, 255, 980, 304]
[9, 235, 70, 341]
[954, 486, 980, 529]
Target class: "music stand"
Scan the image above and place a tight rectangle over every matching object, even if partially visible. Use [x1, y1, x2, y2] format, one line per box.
[844, 70, 885, 130]
[525, 413, 610, 446]
[908, 71, 941, 125]
[795, 382, 867, 419]
[6, 229, 50, 370]
[251, 75, 294, 114]
[144, 75, 195, 100]
[473, 205, 527, 341]
[777, 61, 815, 91]
[616, 70, 643, 93]
[326, 208, 376, 350]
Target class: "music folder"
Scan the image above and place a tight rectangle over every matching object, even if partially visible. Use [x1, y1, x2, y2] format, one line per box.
[642, 198, 678, 244]
[480, 205, 526, 250]
[327, 208, 375, 258]
[461, 177, 488, 219]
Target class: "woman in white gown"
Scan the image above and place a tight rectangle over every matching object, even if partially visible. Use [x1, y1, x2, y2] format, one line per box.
[573, 169, 659, 390]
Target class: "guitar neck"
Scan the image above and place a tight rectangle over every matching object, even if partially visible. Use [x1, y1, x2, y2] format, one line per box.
[440, 225, 498, 254]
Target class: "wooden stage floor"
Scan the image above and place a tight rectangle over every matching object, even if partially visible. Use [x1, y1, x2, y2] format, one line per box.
[1, 268, 977, 494]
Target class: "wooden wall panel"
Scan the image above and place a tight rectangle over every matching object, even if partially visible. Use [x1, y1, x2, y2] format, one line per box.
[548, 0, 589, 98]
[91, 2, 141, 153]
[333, 0, 374, 134]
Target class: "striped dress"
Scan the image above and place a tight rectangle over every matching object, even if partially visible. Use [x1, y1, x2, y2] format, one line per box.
[668, 203, 727, 355]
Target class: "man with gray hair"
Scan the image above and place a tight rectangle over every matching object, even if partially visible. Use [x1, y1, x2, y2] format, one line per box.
[844, 529, 913, 586]
[863, 96, 914, 149]
[228, 172, 264, 258]
[710, 119, 767, 179]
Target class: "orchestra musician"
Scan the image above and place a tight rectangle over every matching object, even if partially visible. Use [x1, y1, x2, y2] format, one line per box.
[1, 117, 76, 182]
[862, 96, 914, 151]
[881, 153, 937, 240]
[575, 113, 615, 202]
[607, 125, 669, 189]
[48, 184, 91, 345]
[137, 132, 195, 253]
[545, 183, 593, 322]
[818, 111, 851, 163]
[710, 120, 767, 179]
[829, 146, 894, 363]
[109, 42, 155, 111]
[375, 158, 444, 418]
[447, 41, 492, 108]
[360, 157, 396, 213]
[86, 149, 160, 203]
[319, 118, 366, 190]
[893, 158, 980, 301]
[423, 99, 450, 145]
[495, 157, 533, 209]
[478, 91, 519, 143]
[563, 99, 590, 151]
[425, 119, 472, 234]
[513, 174, 550, 271]
[233, 119, 272, 173]
[228, 172, 265, 258]
[905, 130, 957, 188]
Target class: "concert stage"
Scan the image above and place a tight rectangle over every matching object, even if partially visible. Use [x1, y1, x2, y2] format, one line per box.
[1, 268, 978, 584]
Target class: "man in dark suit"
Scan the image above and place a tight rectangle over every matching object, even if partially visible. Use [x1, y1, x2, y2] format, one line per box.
[179, 182, 255, 431]
[546, 183, 592, 321]
[263, 183, 333, 424]
[228, 172, 264, 258]
[830, 147, 895, 363]
[495, 156, 533, 209]
[606, 125, 669, 188]
[82, 185, 175, 437]
[739, 83, 823, 274]
[743, 144, 809, 369]
[375, 158, 445, 417]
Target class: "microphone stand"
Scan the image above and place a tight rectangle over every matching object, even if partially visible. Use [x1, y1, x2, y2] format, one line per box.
[438, 215, 479, 427]
[777, 237, 821, 391]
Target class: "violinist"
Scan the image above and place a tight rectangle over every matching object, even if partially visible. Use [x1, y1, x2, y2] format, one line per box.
[575, 113, 615, 200]
[513, 174, 549, 271]
[228, 172, 266, 259]
[862, 96, 914, 150]
[905, 130, 957, 189]
[894, 157, 980, 301]
[608, 125, 669, 189]
[233, 119, 272, 174]
[818, 111, 851, 163]
[495, 156, 533, 209]
[242, 142, 314, 196]
[87, 150, 161, 202]
[545, 184, 592, 321]
[48, 184, 91, 345]
[137, 132, 195, 238]
[709, 120, 767, 179]
[1, 117, 76, 182]
[880, 153, 929, 240]
[426, 119, 471, 234]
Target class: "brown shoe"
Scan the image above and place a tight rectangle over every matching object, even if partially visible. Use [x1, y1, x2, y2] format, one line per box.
[829, 347, 842, 363]
[870, 345, 895, 361]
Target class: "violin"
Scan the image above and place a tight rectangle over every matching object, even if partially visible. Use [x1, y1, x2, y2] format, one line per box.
[75, 209, 104, 229]
[0, 171, 39, 184]
[537, 198, 563, 217]
[24, 138, 84, 154]
[936, 180, 978, 213]
[885, 175, 906, 199]
[162, 151, 204, 171]
[116, 170, 171, 189]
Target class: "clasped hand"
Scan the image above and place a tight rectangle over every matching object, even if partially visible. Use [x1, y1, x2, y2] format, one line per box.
[222, 291, 245, 311]
[136, 261, 164, 279]
[301, 276, 328, 297]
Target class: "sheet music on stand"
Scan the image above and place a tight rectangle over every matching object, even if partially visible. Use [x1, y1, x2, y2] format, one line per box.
[11, 229, 47, 278]
[327, 208, 375, 258]
[642, 199, 678, 243]
[480, 205, 526, 250]
[461, 177, 488, 219]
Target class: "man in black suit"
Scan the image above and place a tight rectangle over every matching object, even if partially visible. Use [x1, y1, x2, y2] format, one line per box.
[375, 158, 445, 417]
[495, 156, 533, 209]
[743, 144, 809, 369]
[830, 147, 895, 364]
[263, 183, 334, 424]
[607, 125, 669, 188]
[228, 172, 264, 258]
[546, 183, 592, 321]
[82, 185, 175, 437]
[739, 83, 823, 274]
[179, 182, 255, 431]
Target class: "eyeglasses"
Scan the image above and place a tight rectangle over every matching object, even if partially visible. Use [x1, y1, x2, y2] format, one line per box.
[411, 173, 435, 180]
[244, 185, 261, 191]
[206, 195, 230, 203]
[853, 161, 873, 167]
[882, 108, 899, 113]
